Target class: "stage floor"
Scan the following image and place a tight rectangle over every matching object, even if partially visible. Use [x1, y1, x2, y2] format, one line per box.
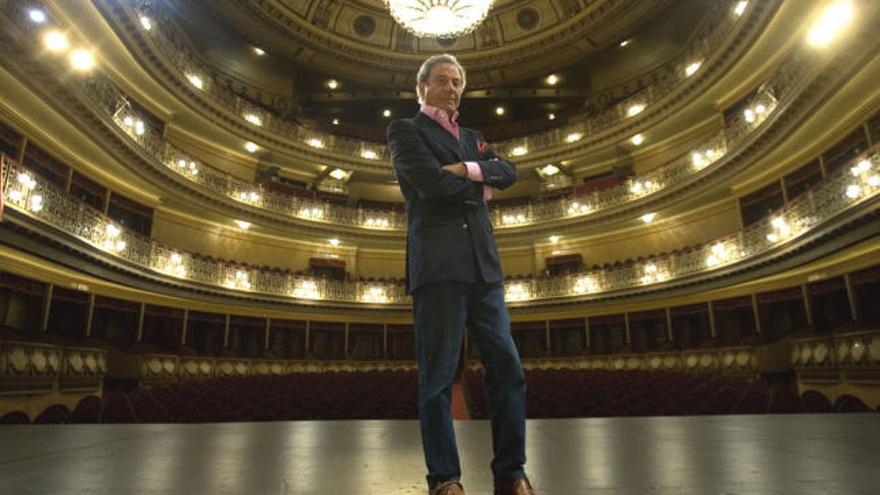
[1, 414, 879, 494]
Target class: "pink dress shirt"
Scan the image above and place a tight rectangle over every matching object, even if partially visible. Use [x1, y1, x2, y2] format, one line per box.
[420, 104, 494, 202]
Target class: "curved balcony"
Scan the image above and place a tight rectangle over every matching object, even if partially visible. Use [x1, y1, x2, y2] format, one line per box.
[3, 146, 878, 308]
[2, 0, 876, 239]
[96, 0, 774, 166]
[81, 40, 864, 235]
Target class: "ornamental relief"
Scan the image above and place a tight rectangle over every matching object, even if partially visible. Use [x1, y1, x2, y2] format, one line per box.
[2, 344, 30, 376]
[1, 343, 104, 382]
[224, 0, 656, 80]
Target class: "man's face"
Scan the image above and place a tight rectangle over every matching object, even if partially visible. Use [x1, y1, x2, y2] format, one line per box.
[420, 62, 464, 115]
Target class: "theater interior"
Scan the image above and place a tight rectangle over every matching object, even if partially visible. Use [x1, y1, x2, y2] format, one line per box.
[0, 0, 879, 494]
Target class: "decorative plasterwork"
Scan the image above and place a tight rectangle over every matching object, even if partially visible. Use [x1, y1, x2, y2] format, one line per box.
[207, 0, 675, 87]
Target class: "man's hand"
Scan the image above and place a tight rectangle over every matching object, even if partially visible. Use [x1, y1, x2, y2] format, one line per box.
[441, 162, 468, 178]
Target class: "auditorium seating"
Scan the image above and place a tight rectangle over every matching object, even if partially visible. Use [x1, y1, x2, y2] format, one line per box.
[17, 367, 880, 424]
[20, 370, 418, 424]
[69, 395, 102, 423]
[33, 404, 71, 424]
[768, 382, 805, 414]
[0, 410, 30, 424]
[464, 368, 781, 418]
[801, 390, 834, 413]
[834, 395, 873, 413]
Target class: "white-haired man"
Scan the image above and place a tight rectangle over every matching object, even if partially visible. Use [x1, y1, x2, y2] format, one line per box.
[387, 54, 535, 495]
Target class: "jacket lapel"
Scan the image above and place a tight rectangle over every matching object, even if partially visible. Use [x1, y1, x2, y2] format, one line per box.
[415, 112, 463, 162]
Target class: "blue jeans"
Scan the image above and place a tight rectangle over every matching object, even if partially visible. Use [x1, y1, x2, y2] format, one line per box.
[412, 281, 527, 489]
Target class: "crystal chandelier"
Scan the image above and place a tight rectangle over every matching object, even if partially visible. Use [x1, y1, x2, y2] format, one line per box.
[386, 0, 494, 38]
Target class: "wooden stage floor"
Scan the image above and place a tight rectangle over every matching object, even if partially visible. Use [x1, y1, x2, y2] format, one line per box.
[1, 414, 878, 494]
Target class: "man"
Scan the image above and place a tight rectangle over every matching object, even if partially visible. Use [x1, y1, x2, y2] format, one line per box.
[387, 54, 536, 495]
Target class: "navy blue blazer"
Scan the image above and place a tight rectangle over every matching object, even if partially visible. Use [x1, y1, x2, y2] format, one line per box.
[388, 111, 518, 294]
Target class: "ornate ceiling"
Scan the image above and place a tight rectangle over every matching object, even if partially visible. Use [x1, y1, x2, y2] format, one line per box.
[157, 0, 710, 140]
[208, 0, 675, 87]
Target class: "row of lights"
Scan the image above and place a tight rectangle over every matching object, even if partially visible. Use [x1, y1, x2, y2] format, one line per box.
[845, 159, 879, 199]
[173, 158, 200, 177]
[30, 8, 96, 72]
[629, 178, 660, 197]
[364, 217, 391, 228]
[508, 102, 646, 157]
[134, 0, 750, 168]
[6, 160, 874, 303]
[140, 13, 266, 71]
[7, 173, 43, 213]
[232, 218, 343, 250]
[141, 0, 839, 180]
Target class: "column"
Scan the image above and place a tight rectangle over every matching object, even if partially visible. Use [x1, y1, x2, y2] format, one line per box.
[40, 284, 54, 333]
[707, 301, 717, 339]
[264, 317, 271, 350]
[180, 309, 189, 346]
[223, 314, 230, 348]
[136, 303, 146, 342]
[584, 316, 591, 350]
[751, 294, 762, 334]
[544, 320, 551, 355]
[801, 285, 814, 328]
[84, 293, 96, 337]
[843, 273, 860, 322]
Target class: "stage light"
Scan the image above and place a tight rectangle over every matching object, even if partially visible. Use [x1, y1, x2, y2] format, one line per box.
[29, 194, 44, 212]
[546, 74, 559, 85]
[845, 184, 861, 199]
[29, 9, 47, 24]
[685, 62, 702, 77]
[43, 30, 68, 52]
[187, 74, 204, 90]
[631, 134, 644, 145]
[244, 142, 258, 153]
[540, 164, 560, 176]
[807, 0, 853, 47]
[329, 169, 349, 180]
[627, 104, 645, 117]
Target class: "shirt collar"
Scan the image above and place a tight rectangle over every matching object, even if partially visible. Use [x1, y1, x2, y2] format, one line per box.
[420, 104, 459, 125]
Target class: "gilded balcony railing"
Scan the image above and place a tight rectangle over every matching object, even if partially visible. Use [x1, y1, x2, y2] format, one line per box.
[123, 0, 754, 160]
[4, 0, 845, 234]
[3, 148, 877, 306]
